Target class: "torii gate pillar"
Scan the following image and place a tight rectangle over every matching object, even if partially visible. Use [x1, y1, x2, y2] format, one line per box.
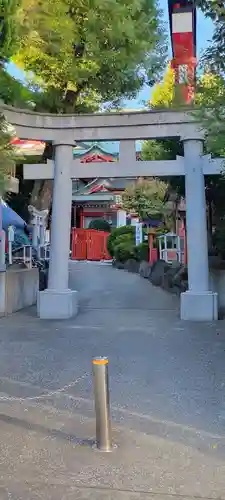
[37, 141, 78, 319]
[180, 138, 218, 320]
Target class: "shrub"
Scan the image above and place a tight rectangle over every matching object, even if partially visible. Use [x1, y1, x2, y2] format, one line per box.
[113, 233, 134, 248]
[135, 241, 149, 262]
[114, 240, 136, 263]
[107, 225, 135, 257]
[88, 218, 111, 232]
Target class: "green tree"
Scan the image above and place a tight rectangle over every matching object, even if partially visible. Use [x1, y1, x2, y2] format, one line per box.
[194, 72, 225, 241]
[13, 0, 167, 112]
[150, 64, 175, 109]
[88, 218, 111, 232]
[0, 67, 35, 107]
[0, 113, 16, 195]
[196, 0, 225, 76]
[0, 0, 22, 63]
[122, 178, 168, 221]
[194, 73, 225, 157]
[143, 66, 225, 244]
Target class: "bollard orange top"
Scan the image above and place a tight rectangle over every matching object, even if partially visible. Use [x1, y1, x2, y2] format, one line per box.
[92, 357, 109, 365]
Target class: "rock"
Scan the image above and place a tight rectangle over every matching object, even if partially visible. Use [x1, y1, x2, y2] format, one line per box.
[124, 259, 140, 273]
[172, 265, 188, 293]
[139, 261, 152, 279]
[114, 260, 125, 270]
[162, 262, 182, 291]
[150, 260, 171, 287]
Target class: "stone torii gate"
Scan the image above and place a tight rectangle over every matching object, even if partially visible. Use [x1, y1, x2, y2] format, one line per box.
[1, 104, 223, 321]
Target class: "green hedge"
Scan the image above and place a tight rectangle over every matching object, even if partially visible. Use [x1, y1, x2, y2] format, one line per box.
[135, 242, 149, 262]
[107, 225, 150, 262]
[88, 219, 111, 232]
[114, 240, 136, 263]
[107, 225, 135, 257]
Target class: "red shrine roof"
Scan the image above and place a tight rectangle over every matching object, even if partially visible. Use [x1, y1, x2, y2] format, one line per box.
[11, 138, 45, 155]
[89, 184, 109, 193]
[80, 152, 114, 163]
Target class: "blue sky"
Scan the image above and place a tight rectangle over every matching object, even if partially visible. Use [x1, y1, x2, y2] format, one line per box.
[7, 0, 214, 110]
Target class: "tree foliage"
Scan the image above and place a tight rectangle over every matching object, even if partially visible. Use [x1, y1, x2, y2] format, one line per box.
[146, 65, 225, 159]
[196, 0, 225, 76]
[122, 178, 168, 220]
[150, 64, 175, 109]
[0, 114, 16, 195]
[12, 0, 167, 112]
[143, 63, 225, 242]
[141, 65, 185, 197]
[0, 67, 35, 107]
[194, 73, 225, 157]
[0, 0, 22, 63]
[195, 3, 225, 155]
[88, 218, 111, 232]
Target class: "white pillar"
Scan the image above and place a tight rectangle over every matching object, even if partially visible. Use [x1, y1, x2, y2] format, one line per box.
[32, 217, 39, 248]
[39, 224, 45, 246]
[38, 142, 78, 319]
[180, 138, 218, 320]
[117, 210, 126, 227]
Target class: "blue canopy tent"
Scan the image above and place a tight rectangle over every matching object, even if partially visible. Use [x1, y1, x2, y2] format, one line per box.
[1, 200, 26, 230]
[1, 200, 30, 248]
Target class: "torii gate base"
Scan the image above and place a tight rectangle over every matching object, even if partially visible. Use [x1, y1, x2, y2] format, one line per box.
[180, 291, 218, 321]
[1, 105, 220, 321]
[37, 289, 78, 320]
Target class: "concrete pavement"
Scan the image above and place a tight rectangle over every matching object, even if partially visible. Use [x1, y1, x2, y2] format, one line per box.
[0, 261, 225, 499]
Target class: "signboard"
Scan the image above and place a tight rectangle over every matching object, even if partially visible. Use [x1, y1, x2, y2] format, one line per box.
[135, 222, 143, 246]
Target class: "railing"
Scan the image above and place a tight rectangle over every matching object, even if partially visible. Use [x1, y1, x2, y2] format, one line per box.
[161, 248, 185, 264]
[9, 245, 33, 268]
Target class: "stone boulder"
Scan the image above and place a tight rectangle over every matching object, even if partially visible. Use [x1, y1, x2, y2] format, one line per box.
[150, 260, 171, 287]
[113, 260, 125, 270]
[139, 261, 152, 279]
[161, 262, 182, 292]
[124, 259, 140, 273]
[172, 265, 188, 293]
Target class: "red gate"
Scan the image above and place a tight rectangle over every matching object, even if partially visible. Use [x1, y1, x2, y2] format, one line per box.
[71, 229, 111, 261]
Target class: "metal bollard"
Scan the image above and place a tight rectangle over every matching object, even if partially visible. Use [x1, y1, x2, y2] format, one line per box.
[92, 357, 112, 452]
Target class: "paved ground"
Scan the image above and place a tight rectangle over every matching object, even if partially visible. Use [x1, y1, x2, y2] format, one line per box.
[0, 261, 225, 499]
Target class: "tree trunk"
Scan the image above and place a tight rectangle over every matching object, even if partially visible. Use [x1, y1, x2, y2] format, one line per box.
[30, 180, 53, 211]
[29, 143, 53, 214]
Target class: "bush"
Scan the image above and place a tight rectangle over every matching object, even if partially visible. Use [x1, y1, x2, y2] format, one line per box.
[88, 218, 111, 232]
[135, 241, 149, 262]
[113, 233, 134, 248]
[107, 225, 135, 257]
[114, 240, 136, 263]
